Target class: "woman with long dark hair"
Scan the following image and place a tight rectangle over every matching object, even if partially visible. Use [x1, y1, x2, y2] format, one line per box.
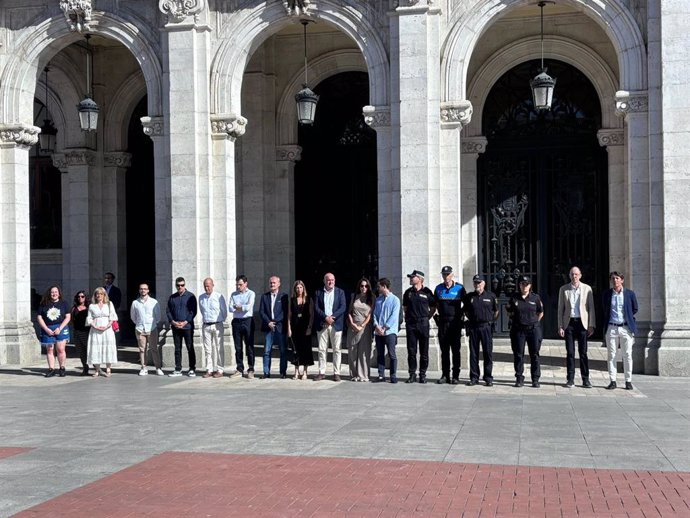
[347, 278, 375, 382]
[36, 285, 71, 377]
[71, 290, 90, 376]
[288, 280, 314, 380]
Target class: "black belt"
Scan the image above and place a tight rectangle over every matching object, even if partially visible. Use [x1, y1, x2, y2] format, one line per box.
[609, 322, 627, 327]
[203, 322, 222, 326]
[516, 325, 536, 331]
[232, 317, 252, 321]
[569, 317, 581, 322]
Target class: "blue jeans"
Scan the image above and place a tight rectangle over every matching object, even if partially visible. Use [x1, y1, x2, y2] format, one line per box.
[375, 333, 398, 379]
[263, 331, 287, 376]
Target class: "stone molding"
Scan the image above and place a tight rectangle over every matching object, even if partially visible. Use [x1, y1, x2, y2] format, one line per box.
[104, 152, 132, 168]
[284, 0, 312, 17]
[141, 116, 164, 138]
[210, 114, 247, 141]
[59, 0, 92, 33]
[615, 90, 648, 117]
[461, 136, 487, 155]
[0, 124, 40, 148]
[363, 105, 391, 129]
[441, 101, 473, 128]
[393, 0, 438, 14]
[276, 145, 302, 163]
[597, 129, 625, 147]
[52, 149, 96, 170]
[158, 0, 204, 23]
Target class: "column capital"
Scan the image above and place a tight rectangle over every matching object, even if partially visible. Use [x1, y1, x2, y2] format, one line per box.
[615, 90, 648, 117]
[104, 152, 132, 168]
[363, 105, 391, 129]
[211, 114, 247, 141]
[141, 116, 164, 138]
[276, 145, 302, 163]
[441, 101, 473, 128]
[52, 149, 96, 172]
[0, 124, 40, 149]
[59, 0, 92, 33]
[461, 136, 488, 155]
[159, 0, 205, 24]
[597, 129, 625, 147]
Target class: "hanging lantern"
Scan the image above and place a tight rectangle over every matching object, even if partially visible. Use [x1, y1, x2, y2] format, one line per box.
[529, 2, 557, 111]
[295, 20, 319, 125]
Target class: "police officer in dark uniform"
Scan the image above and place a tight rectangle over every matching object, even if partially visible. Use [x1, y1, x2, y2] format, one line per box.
[433, 266, 465, 384]
[402, 270, 436, 384]
[507, 275, 544, 388]
[462, 274, 498, 386]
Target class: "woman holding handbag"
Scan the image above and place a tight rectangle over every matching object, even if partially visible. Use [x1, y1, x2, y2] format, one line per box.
[86, 287, 118, 377]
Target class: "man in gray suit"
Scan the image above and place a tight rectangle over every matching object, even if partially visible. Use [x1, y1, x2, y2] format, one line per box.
[557, 266, 596, 388]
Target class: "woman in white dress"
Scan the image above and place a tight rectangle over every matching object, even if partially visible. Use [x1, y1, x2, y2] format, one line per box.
[87, 287, 118, 377]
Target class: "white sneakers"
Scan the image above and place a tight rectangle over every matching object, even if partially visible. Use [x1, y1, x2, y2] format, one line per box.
[138, 368, 148, 376]
[168, 370, 182, 377]
[187, 370, 196, 377]
[155, 368, 165, 376]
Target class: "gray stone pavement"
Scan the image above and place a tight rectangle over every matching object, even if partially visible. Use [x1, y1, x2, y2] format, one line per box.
[1, 340, 689, 516]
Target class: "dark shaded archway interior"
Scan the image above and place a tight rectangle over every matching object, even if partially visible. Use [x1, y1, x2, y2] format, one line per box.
[295, 71, 378, 296]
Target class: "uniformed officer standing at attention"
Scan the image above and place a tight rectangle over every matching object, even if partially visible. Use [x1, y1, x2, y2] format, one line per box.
[462, 274, 499, 386]
[402, 270, 437, 384]
[507, 275, 544, 388]
[433, 266, 465, 385]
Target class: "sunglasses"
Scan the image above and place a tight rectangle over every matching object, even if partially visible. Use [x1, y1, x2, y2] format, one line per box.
[360, 284, 369, 288]
[78, 294, 86, 298]
[176, 283, 185, 288]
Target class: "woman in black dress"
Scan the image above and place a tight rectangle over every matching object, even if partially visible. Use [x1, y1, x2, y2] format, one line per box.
[288, 280, 314, 380]
[71, 290, 90, 376]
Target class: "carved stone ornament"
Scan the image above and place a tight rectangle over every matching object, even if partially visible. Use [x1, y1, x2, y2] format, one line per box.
[615, 90, 648, 117]
[0, 124, 40, 148]
[362, 105, 391, 129]
[441, 101, 473, 127]
[210, 114, 248, 141]
[104, 152, 133, 168]
[284, 0, 311, 16]
[395, 0, 434, 7]
[59, 0, 92, 33]
[461, 136, 488, 155]
[51, 150, 96, 170]
[140, 116, 164, 138]
[159, 0, 204, 23]
[597, 129, 625, 147]
[276, 145, 303, 162]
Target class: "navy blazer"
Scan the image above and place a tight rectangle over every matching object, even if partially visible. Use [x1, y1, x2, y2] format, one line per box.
[259, 291, 289, 334]
[602, 288, 638, 334]
[313, 287, 347, 332]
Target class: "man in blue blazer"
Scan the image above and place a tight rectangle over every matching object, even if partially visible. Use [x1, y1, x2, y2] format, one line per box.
[313, 272, 347, 381]
[602, 271, 638, 390]
[259, 275, 290, 379]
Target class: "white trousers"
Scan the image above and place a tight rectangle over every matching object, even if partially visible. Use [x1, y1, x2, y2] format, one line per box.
[605, 324, 634, 382]
[317, 326, 342, 375]
[202, 323, 225, 373]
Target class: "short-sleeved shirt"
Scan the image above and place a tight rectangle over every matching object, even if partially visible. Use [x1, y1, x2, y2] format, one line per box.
[463, 290, 498, 325]
[38, 300, 70, 326]
[434, 282, 465, 321]
[508, 292, 543, 327]
[402, 286, 436, 326]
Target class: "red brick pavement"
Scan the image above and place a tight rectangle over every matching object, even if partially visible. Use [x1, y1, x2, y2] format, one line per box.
[15, 452, 690, 517]
[0, 447, 31, 460]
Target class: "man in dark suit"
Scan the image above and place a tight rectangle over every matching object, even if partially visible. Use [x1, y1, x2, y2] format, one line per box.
[259, 275, 289, 379]
[313, 272, 347, 381]
[602, 271, 638, 390]
[104, 272, 122, 310]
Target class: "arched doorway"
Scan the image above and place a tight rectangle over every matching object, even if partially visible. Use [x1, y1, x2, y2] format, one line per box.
[478, 59, 608, 337]
[294, 71, 378, 293]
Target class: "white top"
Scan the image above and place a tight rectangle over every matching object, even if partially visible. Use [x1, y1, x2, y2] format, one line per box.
[130, 296, 160, 333]
[566, 284, 581, 318]
[199, 291, 228, 324]
[324, 289, 334, 316]
[230, 289, 255, 319]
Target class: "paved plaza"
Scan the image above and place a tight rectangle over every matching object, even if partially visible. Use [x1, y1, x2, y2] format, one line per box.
[1, 341, 689, 516]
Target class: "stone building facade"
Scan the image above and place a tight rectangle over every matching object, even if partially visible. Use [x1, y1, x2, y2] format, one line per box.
[0, 0, 688, 375]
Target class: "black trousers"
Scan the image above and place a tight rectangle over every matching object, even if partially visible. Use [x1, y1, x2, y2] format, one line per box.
[510, 327, 541, 382]
[172, 327, 196, 371]
[231, 317, 255, 372]
[438, 320, 462, 379]
[406, 324, 429, 375]
[468, 324, 493, 381]
[565, 319, 589, 381]
[73, 329, 89, 368]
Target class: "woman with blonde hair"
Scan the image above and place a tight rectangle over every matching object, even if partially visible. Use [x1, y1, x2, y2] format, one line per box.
[87, 287, 118, 377]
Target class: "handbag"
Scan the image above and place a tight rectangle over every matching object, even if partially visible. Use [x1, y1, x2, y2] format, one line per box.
[112, 320, 120, 332]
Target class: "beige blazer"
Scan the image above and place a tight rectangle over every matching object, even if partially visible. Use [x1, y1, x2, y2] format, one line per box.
[557, 282, 596, 330]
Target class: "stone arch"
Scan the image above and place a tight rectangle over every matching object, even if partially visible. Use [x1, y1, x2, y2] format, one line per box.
[441, 0, 646, 102]
[104, 71, 147, 151]
[465, 36, 621, 136]
[0, 10, 162, 126]
[210, 0, 389, 115]
[276, 49, 367, 146]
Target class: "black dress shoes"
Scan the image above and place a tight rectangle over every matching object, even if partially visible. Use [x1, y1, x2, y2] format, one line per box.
[419, 375, 427, 384]
[451, 378, 460, 385]
[514, 379, 524, 388]
[406, 374, 417, 384]
[583, 379, 592, 388]
[606, 381, 617, 390]
[532, 381, 540, 388]
[625, 381, 633, 390]
[466, 379, 478, 386]
[437, 376, 448, 385]
[45, 369, 56, 378]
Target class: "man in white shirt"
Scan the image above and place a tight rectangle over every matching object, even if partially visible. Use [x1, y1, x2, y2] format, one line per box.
[130, 283, 163, 376]
[230, 275, 256, 379]
[557, 266, 596, 388]
[198, 277, 228, 378]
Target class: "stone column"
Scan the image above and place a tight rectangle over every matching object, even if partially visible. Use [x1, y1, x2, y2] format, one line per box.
[390, 0, 442, 288]
[103, 152, 131, 305]
[597, 129, 627, 274]
[52, 149, 98, 300]
[460, 136, 487, 283]
[0, 124, 40, 365]
[275, 145, 302, 281]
